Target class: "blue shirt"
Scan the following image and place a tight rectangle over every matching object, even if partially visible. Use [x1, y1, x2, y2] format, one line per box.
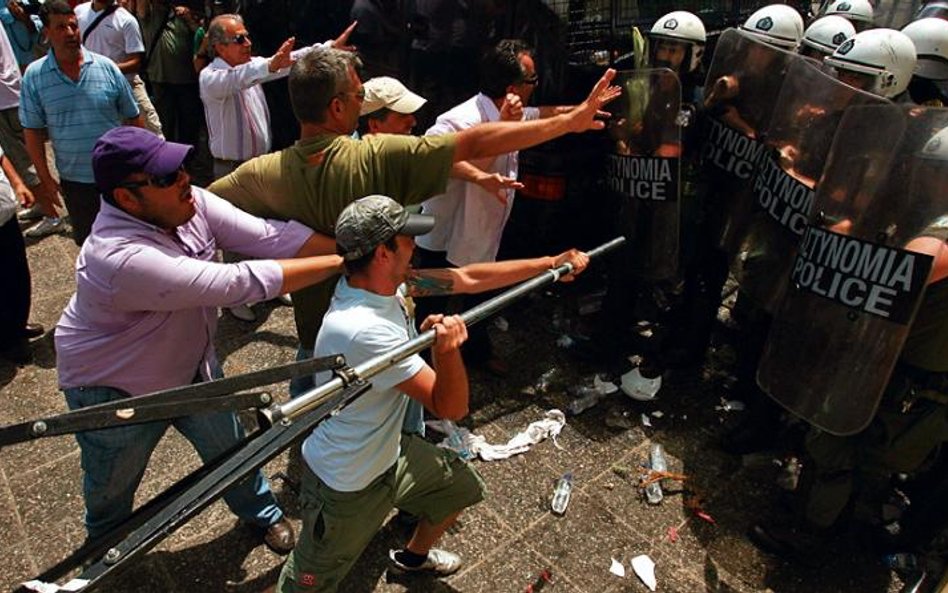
[19, 48, 139, 182]
[0, 6, 41, 68]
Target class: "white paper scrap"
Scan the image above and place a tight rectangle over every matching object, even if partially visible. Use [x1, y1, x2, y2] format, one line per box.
[631, 554, 657, 591]
[609, 557, 626, 577]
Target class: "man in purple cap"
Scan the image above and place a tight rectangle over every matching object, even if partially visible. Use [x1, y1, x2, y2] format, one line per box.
[54, 126, 343, 553]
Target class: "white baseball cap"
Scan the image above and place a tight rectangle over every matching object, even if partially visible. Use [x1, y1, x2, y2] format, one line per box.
[360, 77, 427, 116]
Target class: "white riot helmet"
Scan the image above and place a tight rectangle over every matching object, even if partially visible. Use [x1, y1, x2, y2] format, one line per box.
[802, 15, 857, 56]
[825, 28, 918, 98]
[921, 125, 948, 160]
[824, 0, 875, 25]
[740, 4, 805, 49]
[902, 18, 948, 81]
[649, 10, 707, 72]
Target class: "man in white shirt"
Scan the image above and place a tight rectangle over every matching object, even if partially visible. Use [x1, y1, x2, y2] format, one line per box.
[75, 0, 162, 136]
[199, 14, 355, 179]
[416, 38, 570, 373]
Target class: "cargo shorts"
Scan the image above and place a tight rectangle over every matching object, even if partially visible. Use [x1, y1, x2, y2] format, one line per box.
[277, 433, 486, 592]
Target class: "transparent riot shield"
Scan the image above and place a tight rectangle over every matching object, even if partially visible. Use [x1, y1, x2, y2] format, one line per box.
[605, 68, 682, 280]
[699, 29, 807, 255]
[733, 58, 894, 313]
[758, 105, 948, 436]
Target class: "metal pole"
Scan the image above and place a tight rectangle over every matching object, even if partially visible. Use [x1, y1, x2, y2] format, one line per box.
[268, 236, 626, 424]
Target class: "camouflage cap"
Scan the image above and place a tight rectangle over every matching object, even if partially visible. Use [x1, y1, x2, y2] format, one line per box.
[335, 195, 435, 260]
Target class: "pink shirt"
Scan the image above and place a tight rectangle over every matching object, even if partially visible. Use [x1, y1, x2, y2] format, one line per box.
[55, 187, 311, 395]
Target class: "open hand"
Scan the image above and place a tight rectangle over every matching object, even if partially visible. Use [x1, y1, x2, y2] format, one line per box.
[567, 69, 620, 133]
[269, 37, 296, 72]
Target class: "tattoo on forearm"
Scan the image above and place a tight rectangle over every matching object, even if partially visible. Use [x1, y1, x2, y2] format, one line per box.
[408, 270, 455, 297]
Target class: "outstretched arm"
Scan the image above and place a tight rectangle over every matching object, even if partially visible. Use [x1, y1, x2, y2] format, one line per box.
[406, 249, 589, 298]
[452, 69, 619, 163]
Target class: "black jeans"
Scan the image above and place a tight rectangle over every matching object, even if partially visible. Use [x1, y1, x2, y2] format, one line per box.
[60, 179, 100, 247]
[0, 216, 31, 348]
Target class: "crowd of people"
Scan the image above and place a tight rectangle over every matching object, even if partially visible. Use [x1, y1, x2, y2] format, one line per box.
[0, 1, 946, 591]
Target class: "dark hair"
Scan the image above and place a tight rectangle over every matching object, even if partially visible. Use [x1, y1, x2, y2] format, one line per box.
[479, 39, 533, 99]
[289, 49, 363, 124]
[40, 0, 75, 27]
[342, 235, 398, 277]
[357, 107, 393, 135]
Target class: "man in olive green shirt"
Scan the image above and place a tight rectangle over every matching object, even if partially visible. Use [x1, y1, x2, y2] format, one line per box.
[209, 48, 618, 395]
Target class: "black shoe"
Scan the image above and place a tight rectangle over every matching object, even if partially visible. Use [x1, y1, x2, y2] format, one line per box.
[23, 323, 45, 339]
[749, 522, 825, 565]
[0, 339, 32, 365]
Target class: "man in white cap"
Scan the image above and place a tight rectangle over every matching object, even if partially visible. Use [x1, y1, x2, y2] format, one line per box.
[358, 76, 427, 136]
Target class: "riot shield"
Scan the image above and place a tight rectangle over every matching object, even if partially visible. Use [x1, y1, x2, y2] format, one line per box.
[733, 58, 894, 313]
[699, 29, 807, 255]
[605, 68, 682, 280]
[758, 105, 948, 436]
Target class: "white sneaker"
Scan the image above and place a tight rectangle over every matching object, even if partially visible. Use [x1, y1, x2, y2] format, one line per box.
[17, 203, 45, 221]
[277, 293, 292, 306]
[228, 303, 256, 322]
[24, 217, 66, 238]
[388, 548, 462, 577]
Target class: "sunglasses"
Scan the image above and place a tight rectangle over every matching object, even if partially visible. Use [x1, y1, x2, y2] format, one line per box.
[120, 167, 184, 190]
[223, 33, 251, 45]
[521, 75, 539, 86]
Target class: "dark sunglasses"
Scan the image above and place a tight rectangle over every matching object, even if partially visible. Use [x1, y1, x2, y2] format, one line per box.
[521, 75, 539, 86]
[223, 33, 251, 45]
[120, 167, 184, 190]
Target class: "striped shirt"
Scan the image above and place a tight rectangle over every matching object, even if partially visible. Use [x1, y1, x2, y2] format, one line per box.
[19, 48, 139, 182]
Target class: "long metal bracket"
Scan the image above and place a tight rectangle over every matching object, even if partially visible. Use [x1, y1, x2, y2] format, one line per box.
[0, 355, 346, 448]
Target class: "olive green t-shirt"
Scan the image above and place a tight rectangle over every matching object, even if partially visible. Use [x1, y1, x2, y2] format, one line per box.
[209, 132, 457, 347]
[141, 5, 197, 84]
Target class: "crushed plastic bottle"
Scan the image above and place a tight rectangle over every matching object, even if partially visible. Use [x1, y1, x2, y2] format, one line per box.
[551, 472, 573, 515]
[534, 368, 562, 394]
[444, 420, 473, 460]
[566, 375, 618, 415]
[883, 553, 918, 571]
[645, 444, 667, 505]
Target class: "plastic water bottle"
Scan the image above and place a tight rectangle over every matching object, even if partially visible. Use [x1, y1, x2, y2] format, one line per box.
[566, 388, 603, 415]
[645, 444, 667, 505]
[444, 421, 472, 460]
[551, 472, 573, 515]
[883, 553, 918, 570]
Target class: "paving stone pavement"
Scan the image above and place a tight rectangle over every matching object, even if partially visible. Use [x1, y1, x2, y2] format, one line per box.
[0, 226, 906, 593]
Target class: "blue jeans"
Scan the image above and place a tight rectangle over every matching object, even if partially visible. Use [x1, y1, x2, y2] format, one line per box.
[289, 346, 316, 399]
[64, 385, 283, 539]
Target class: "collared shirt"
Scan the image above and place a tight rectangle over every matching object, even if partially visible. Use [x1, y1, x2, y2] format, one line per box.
[75, 2, 145, 82]
[0, 24, 21, 110]
[0, 4, 40, 69]
[55, 188, 312, 395]
[19, 48, 139, 182]
[208, 131, 456, 348]
[416, 92, 539, 266]
[302, 277, 425, 492]
[199, 44, 323, 161]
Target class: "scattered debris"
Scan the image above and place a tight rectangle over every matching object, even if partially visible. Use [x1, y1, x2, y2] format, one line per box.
[715, 398, 746, 412]
[621, 367, 662, 401]
[645, 444, 668, 504]
[492, 316, 509, 331]
[651, 410, 664, 418]
[609, 557, 626, 577]
[631, 554, 657, 591]
[641, 413, 652, 428]
[556, 334, 575, 348]
[524, 568, 554, 592]
[685, 493, 716, 525]
[532, 368, 562, 394]
[605, 406, 635, 429]
[667, 526, 679, 543]
[612, 464, 633, 480]
[566, 375, 619, 415]
[430, 410, 566, 461]
[775, 456, 802, 491]
[551, 472, 573, 515]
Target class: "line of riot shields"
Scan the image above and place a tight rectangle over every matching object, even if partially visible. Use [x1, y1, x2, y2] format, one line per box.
[604, 27, 948, 437]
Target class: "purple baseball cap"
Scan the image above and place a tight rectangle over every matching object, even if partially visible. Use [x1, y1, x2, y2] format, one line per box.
[92, 127, 193, 195]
